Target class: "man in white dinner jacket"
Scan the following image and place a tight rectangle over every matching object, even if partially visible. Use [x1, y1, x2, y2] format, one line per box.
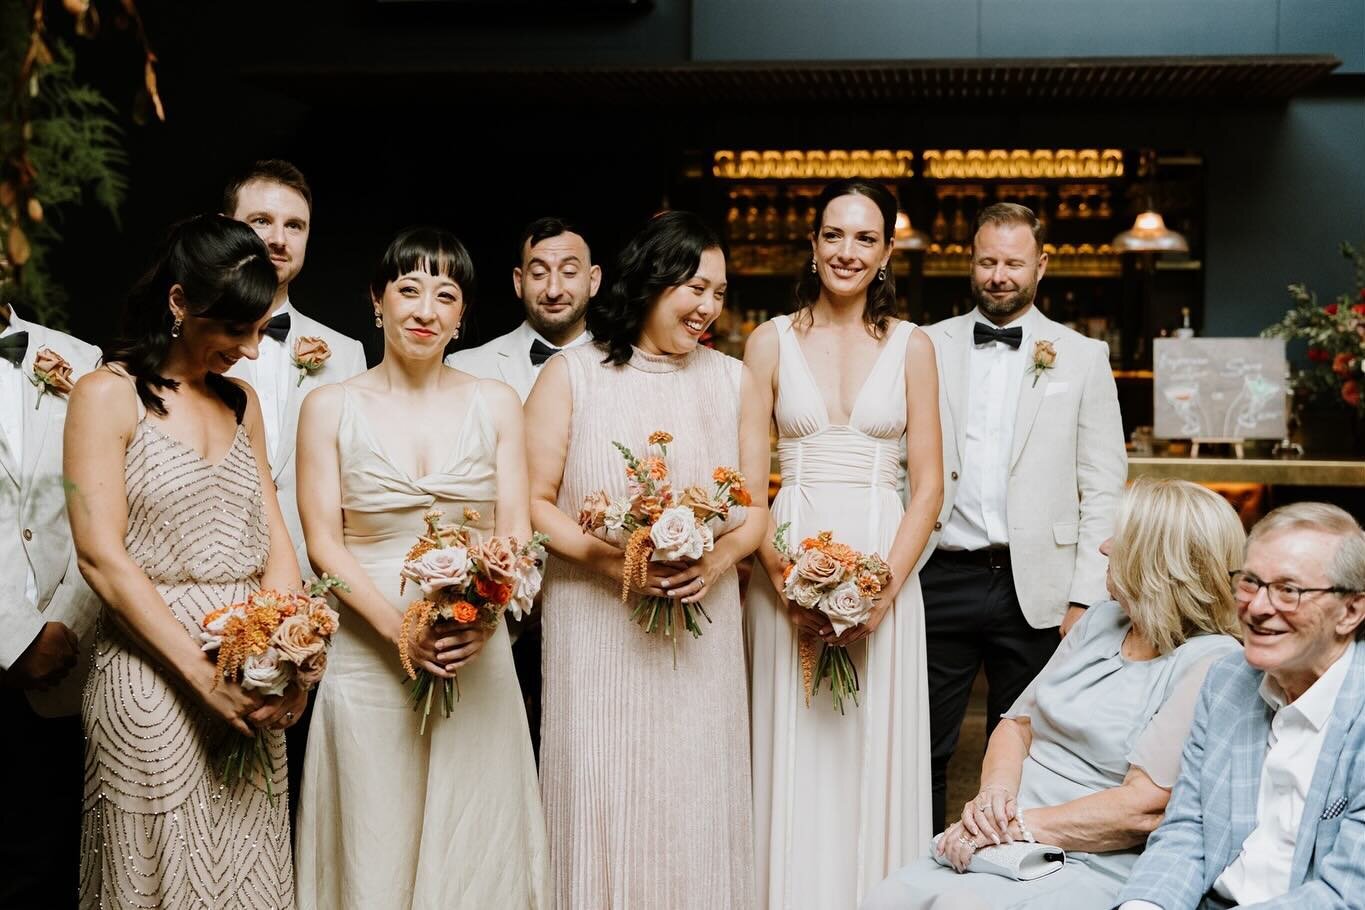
[446, 216, 599, 401]
[223, 159, 366, 575]
[223, 160, 366, 808]
[921, 202, 1127, 831]
[0, 301, 102, 908]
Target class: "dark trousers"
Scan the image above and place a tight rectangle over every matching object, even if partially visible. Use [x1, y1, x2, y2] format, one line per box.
[0, 689, 81, 910]
[922, 548, 1060, 832]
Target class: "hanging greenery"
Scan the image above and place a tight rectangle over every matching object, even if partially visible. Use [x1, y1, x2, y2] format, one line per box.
[0, 0, 163, 328]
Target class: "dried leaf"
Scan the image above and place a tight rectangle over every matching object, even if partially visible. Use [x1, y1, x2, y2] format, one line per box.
[144, 60, 164, 121]
[8, 226, 32, 266]
[34, 36, 54, 67]
[26, 199, 43, 224]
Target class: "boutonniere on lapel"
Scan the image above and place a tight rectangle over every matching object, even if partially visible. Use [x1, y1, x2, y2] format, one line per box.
[29, 347, 74, 408]
[291, 336, 332, 386]
[1027, 339, 1058, 388]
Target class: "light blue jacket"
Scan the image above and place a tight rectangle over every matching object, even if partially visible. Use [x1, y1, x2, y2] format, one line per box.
[1117, 644, 1365, 909]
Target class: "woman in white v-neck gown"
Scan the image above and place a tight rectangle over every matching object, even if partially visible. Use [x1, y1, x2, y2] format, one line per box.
[745, 180, 942, 909]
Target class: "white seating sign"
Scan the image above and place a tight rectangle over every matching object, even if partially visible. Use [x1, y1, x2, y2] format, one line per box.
[1153, 338, 1288, 440]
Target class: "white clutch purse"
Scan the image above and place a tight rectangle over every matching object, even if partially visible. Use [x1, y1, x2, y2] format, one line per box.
[931, 834, 1066, 881]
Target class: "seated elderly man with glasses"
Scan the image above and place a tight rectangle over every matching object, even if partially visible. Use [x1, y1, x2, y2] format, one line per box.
[1118, 502, 1365, 910]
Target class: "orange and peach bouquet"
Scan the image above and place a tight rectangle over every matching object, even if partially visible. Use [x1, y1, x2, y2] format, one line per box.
[397, 507, 548, 734]
[197, 574, 349, 800]
[577, 429, 752, 667]
[773, 524, 892, 714]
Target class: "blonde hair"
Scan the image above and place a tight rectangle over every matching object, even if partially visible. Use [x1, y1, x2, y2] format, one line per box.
[1107, 477, 1245, 655]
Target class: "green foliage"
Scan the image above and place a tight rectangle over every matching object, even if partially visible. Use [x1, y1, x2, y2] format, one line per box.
[1, 7, 127, 328]
[1262, 243, 1365, 414]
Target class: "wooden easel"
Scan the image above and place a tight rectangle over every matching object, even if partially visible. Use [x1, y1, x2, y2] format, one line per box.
[1190, 437, 1245, 459]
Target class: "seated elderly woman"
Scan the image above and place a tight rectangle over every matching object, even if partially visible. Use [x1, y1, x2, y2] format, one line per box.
[863, 478, 1245, 910]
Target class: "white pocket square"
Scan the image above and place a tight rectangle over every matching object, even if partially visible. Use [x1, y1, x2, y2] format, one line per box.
[1043, 382, 1069, 397]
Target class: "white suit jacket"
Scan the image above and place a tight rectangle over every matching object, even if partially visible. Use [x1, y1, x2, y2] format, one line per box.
[0, 317, 102, 716]
[922, 310, 1127, 628]
[445, 321, 545, 402]
[228, 308, 366, 576]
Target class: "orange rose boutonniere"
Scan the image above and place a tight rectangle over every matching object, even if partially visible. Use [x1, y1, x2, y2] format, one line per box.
[292, 336, 331, 386]
[1027, 339, 1058, 388]
[30, 347, 74, 408]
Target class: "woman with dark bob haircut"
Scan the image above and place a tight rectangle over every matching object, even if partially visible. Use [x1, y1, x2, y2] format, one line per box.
[526, 210, 770, 906]
[292, 226, 548, 907]
[744, 178, 944, 907]
[65, 214, 306, 908]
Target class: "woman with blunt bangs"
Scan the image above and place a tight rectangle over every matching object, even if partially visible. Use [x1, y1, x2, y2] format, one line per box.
[865, 477, 1244, 910]
[293, 227, 547, 908]
[526, 211, 769, 908]
[66, 214, 303, 908]
[745, 178, 943, 908]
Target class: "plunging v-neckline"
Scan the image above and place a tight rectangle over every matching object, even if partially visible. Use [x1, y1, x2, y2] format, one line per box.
[787, 318, 906, 429]
[141, 421, 247, 471]
[347, 385, 482, 482]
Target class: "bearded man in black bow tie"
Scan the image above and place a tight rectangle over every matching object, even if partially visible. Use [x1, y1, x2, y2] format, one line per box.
[446, 216, 600, 401]
[920, 203, 1127, 831]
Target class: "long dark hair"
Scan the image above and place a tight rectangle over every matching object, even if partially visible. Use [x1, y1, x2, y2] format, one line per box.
[104, 214, 276, 422]
[793, 179, 899, 339]
[587, 210, 725, 366]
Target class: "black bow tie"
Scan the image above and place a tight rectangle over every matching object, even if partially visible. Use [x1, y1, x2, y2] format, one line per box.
[529, 338, 560, 366]
[264, 311, 291, 343]
[0, 331, 28, 368]
[973, 323, 1023, 349]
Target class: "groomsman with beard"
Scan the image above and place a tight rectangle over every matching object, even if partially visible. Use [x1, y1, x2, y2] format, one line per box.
[223, 159, 366, 806]
[921, 203, 1127, 832]
[0, 301, 102, 908]
[447, 216, 600, 753]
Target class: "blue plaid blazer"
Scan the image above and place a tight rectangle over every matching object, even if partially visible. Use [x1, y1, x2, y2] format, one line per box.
[1116, 644, 1365, 910]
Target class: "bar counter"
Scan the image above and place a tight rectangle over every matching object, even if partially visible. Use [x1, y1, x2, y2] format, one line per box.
[1128, 456, 1365, 487]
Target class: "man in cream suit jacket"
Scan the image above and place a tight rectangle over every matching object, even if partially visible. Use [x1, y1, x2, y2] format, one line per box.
[0, 304, 102, 907]
[446, 216, 599, 401]
[921, 203, 1126, 831]
[223, 160, 366, 574]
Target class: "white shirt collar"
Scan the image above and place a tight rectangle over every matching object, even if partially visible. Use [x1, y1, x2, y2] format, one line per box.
[275, 298, 295, 319]
[971, 303, 1042, 343]
[2, 308, 29, 338]
[525, 322, 590, 351]
[1259, 639, 1355, 730]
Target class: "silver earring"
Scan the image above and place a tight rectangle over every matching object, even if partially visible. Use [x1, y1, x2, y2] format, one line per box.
[452, 328, 460, 340]
[171, 316, 183, 339]
[374, 313, 383, 328]
[878, 266, 887, 281]
[810, 259, 817, 274]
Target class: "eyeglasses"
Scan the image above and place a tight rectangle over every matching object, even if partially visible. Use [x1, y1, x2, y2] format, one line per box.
[1229, 570, 1356, 611]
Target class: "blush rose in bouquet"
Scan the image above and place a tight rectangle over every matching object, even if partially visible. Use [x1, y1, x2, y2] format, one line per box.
[197, 574, 349, 800]
[398, 507, 548, 733]
[577, 430, 751, 667]
[773, 524, 892, 714]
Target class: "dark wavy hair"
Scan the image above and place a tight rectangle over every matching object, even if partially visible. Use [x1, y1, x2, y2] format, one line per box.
[104, 214, 276, 422]
[370, 225, 476, 312]
[587, 211, 724, 366]
[793, 179, 899, 339]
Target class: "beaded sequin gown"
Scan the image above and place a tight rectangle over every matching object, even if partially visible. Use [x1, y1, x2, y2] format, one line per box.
[540, 345, 756, 909]
[80, 375, 293, 909]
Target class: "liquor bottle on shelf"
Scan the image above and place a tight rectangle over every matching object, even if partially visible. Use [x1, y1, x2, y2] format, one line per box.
[1174, 307, 1195, 338]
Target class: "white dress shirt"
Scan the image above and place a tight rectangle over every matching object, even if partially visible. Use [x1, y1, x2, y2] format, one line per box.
[1119, 640, 1355, 910]
[1, 313, 39, 608]
[239, 300, 293, 462]
[938, 305, 1041, 550]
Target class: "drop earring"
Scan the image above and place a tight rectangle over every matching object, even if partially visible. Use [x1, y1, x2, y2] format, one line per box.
[374, 312, 383, 328]
[452, 327, 460, 340]
[877, 265, 887, 281]
[170, 316, 183, 339]
[810, 259, 817, 274]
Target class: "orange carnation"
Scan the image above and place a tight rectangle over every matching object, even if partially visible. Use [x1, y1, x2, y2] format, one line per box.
[451, 600, 480, 624]
[475, 575, 512, 606]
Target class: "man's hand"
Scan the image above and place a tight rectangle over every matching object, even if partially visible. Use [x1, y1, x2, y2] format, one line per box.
[6, 621, 79, 689]
[1059, 604, 1088, 639]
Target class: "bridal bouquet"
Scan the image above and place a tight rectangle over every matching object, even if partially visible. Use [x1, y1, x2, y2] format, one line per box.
[198, 574, 349, 801]
[398, 508, 548, 734]
[577, 429, 752, 667]
[773, 525, 892, 714]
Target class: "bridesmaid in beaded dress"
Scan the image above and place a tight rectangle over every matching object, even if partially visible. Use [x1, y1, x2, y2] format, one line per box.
[526, 212, 771, 909]
[64, 215, 305, 909]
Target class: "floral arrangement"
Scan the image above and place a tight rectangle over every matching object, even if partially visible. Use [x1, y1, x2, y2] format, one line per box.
[1263, 243, 1365, 413]
[291, 336, 331, 386]
[773, 525, 892, 714]
[398, 508, 548, 733]
[197, 574, 348, 801]
[29, 346, 74, 406]
[577, 430, 751, 667]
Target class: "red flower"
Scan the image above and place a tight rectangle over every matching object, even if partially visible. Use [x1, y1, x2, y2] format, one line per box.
[1326, 303, 1340, 315]
[1308, 347, 1329, 362]
[1334, 353, 1355, 376]
[475, 575, 512, 606]
[1352, 303, 1365, 316]
[1343, 380, 1361, 408]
